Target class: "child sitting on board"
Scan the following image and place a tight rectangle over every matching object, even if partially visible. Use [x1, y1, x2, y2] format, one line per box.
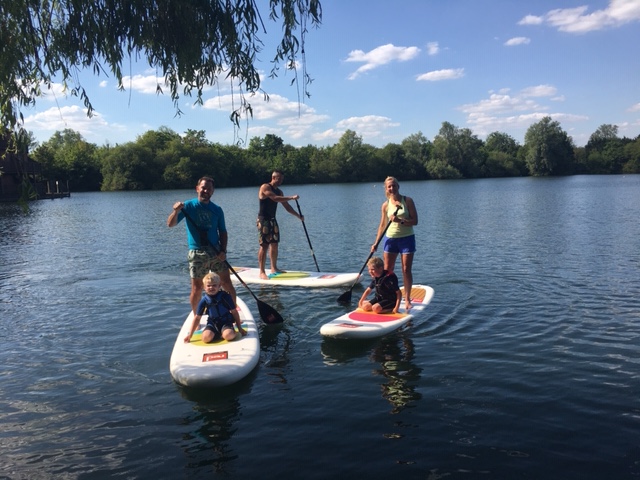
[184, 272, 247, 343]
[358, 257, 402, 314]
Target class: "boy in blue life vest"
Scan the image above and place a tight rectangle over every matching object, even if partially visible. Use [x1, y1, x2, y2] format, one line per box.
[358, 257, 402, 314]
[184, 273, 247, 343]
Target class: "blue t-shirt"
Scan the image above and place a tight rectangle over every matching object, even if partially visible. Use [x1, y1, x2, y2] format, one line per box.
[177, 199, 227, 250]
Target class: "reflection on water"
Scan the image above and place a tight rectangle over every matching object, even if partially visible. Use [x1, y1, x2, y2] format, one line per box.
[370, 335, 422, 415]
[178, 386, 249, 475]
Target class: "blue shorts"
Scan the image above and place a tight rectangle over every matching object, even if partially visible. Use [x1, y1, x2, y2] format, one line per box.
[204, 319, 235, 339]
[384, 235, 416, 255]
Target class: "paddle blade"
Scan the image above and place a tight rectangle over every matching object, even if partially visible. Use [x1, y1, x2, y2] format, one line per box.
[257, 300, 284, 324]
[337, 289, 353, 304]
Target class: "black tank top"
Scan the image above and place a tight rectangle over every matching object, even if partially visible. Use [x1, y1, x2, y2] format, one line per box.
[258, 184, 282, 219]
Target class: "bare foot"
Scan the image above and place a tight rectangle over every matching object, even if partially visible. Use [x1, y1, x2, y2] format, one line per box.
[405, 301, 413, 311]
[272, 269, 287, 274]
[259, 272, 269, 280]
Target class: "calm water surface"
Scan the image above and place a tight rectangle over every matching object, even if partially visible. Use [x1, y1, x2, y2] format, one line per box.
[1, 175, 639, 479]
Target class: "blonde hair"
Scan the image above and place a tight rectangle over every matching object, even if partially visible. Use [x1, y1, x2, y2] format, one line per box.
[384, 176, 399, 198]
[203, 272, 221, 285]
[367, 257, 384, 269]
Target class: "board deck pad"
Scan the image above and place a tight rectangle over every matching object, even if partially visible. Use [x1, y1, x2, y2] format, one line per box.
[320, 285, 434, 339]
[187, 323, 247, 346]
[231, 266, 364, 288]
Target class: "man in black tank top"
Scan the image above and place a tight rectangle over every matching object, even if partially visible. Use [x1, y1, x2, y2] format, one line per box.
[257, 170, 304, 280]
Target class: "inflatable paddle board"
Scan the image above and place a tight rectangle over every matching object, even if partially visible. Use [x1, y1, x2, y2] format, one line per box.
[320, 284, 434, 339]
[231, 267, 364, 288]
[170, 297, 260, 388]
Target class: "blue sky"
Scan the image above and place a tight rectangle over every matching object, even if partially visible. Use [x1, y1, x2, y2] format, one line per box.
[23, 0, 640, 148]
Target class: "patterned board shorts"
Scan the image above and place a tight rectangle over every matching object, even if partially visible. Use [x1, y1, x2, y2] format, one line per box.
[257, 217, 280, 245]
[188, 248, 227, 279]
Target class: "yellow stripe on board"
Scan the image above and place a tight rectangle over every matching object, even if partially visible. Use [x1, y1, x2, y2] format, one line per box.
[268, 271, 310, 279]
[188, 326, 243, 346]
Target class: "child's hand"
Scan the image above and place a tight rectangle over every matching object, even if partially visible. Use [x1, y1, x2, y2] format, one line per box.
[238, 327, 247, 336]
[184, 333, 192, 343]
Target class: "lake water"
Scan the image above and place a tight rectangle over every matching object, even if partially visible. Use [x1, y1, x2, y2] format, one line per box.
[1, 175, 639, 479]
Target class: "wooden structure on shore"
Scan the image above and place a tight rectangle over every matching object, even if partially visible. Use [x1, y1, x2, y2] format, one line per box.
[1, 134, 70, 202]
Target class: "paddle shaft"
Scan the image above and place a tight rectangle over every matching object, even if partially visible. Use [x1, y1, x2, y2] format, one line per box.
[337, 205, 401, 303]
[178, 209, 283, 323]
[295, 199, 320, 272]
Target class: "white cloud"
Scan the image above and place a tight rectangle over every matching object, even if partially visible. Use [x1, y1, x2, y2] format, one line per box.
[121, 74, 165, 94]
[426, 42, 440, 55]
[202, 92, 330, 141]
[628, 102, 640, 112]
[203, 93, 326, 122]
[121, 71, 233, 95]
[519, 0, 640, 33]
[345, 44, 420, 80]
[518, 14, 544, 25]
[416, 68, 464, 82]
[521, 84, 558, 97]
[38, 82, 68, 101]
[314, 115, 400, 144]
[459, 85, 588, 137]
[23, 105, 127, 143]
[504, 36, 531, 46]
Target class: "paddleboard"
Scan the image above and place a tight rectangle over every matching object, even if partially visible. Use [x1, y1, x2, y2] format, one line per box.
[231, 266, 364, 288]
[170, 297, 260, 388]
[320, 284, 434, 339]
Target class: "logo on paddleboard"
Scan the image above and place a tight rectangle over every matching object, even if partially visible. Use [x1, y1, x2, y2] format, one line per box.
[203, 351, 228, 362]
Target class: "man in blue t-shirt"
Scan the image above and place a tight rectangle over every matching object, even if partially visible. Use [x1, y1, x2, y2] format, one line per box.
[168, 176, 236, 313]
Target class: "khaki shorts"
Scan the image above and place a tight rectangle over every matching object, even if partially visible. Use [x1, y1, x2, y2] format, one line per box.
[188, 248, 227, 279]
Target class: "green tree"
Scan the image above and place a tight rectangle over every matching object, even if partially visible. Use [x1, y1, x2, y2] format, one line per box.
[100, 143, 146, 190]
[32, 129, 100, 190]
[587, 124, 619, 146]
[332, 130, 371, 182]
[523, 117, 575, 176]
[622, 136, 640, 174]
[430, 122, 485, 178]
[482, 131, 525, 177]
[584, 124, 627, 174]
[1, 0, 322, 136]
[400, 132, 431, 179]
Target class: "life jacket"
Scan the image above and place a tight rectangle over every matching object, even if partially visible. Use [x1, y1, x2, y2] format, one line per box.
[202, 292, 234, 325]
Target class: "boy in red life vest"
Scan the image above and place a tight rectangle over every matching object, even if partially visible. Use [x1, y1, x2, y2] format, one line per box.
[358, 257, 402, 314]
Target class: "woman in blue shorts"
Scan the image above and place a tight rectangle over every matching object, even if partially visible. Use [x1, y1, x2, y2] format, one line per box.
[371, 176, 418, 310]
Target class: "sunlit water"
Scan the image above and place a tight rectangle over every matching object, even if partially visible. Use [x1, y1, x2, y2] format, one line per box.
[1, 176, 639, 479]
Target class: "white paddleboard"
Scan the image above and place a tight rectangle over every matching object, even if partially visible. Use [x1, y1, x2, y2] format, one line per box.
[170, 297, 260, 387]
[231, 266, 364, 288]
[320, 284, 434, 339]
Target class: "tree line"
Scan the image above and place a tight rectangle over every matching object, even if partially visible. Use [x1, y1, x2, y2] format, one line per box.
[30, 117, 640, 192]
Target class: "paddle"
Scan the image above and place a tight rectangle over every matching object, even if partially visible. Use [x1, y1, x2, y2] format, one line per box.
[180, 209, 284, 324]
[295, 199, 320, 272]
[336, 205, 401, 304]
